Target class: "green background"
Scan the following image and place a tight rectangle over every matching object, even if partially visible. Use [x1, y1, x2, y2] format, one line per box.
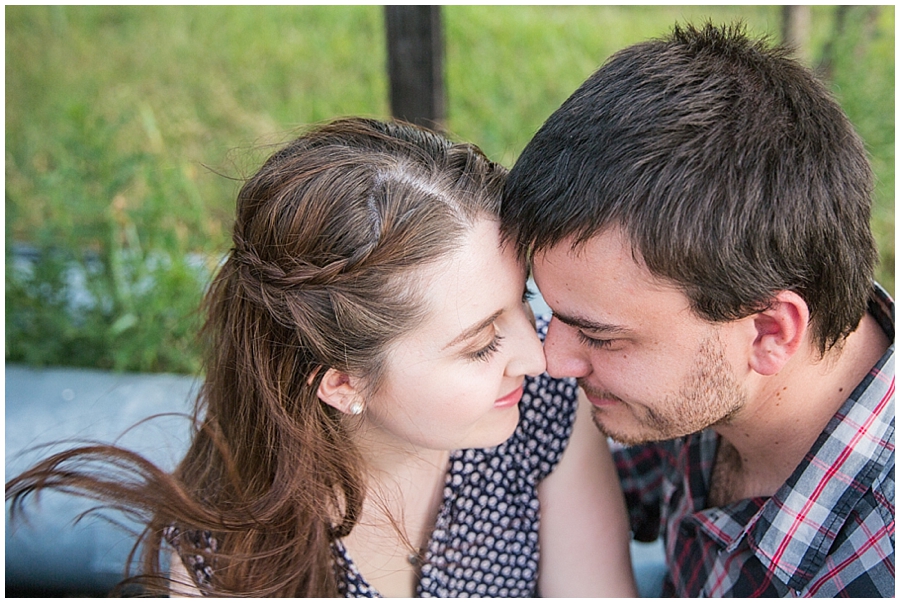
[6, 6, 894, 373]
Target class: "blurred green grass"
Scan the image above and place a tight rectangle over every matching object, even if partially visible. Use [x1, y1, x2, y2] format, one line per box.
[6, 6, 894, 373]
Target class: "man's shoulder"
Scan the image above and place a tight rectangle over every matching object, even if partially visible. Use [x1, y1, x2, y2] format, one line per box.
[800, 473, 895, 596]
[753, 371, 894, 596]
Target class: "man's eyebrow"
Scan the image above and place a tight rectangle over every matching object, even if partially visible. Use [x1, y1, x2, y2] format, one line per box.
[552, 310, 630, 335]
[442, 309, 503, 350]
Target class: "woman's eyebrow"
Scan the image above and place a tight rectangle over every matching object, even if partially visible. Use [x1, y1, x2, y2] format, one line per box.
[442, 309, 503, 350]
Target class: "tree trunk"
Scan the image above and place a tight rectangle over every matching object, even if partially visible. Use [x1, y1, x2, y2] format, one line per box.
[385, 6, 446, 131]
[782, 5, 812, 65]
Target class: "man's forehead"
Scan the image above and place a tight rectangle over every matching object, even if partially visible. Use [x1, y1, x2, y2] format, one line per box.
[532, 231, 680, 298]
[533, 227, 632, 267]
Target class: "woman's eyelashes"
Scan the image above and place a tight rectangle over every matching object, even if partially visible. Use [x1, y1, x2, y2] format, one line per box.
[469, 333, 505, 362]
[465, 285, 531, 363]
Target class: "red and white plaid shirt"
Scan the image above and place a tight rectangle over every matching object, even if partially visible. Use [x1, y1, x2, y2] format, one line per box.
[614, 284, 895, 597]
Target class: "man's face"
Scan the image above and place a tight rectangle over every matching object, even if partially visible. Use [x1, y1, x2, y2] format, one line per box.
[532, 227, 749, 445]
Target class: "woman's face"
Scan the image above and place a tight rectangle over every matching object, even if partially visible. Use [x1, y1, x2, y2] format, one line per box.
[359, 218, 547, 453]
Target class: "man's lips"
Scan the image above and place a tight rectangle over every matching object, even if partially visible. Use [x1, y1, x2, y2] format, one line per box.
[495, 384, 525, 408]
[579, 382, 623, 407]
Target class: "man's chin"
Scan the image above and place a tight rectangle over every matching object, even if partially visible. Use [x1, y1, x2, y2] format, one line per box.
[591, 406, 643, 446]
[590, 405, 677, 446]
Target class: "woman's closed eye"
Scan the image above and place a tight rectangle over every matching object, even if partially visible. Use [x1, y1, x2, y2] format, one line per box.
[469, 333, 505, 362]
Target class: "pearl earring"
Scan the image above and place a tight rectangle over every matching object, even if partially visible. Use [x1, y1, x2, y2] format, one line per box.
[349, 401, 364, 415]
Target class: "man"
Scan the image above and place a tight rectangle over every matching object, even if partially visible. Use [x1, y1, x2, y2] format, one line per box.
[501, 23, 894, 597]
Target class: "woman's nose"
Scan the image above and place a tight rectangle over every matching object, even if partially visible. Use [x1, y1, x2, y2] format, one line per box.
[506, 315, 547, 378]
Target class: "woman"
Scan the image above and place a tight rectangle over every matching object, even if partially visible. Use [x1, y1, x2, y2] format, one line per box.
[7, 118, 636, 597]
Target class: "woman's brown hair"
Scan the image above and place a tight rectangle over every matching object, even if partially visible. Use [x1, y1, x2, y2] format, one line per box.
[6, 118, 507, 596]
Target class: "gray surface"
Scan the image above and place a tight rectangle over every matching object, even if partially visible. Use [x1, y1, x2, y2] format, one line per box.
[5, 362, 666, 596]
[5, 365, 197, 594]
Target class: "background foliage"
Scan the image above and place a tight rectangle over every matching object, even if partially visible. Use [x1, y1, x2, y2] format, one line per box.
[6, 6, 894, 374]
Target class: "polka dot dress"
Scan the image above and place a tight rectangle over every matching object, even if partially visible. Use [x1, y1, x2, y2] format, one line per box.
[336, 316, 578, 597]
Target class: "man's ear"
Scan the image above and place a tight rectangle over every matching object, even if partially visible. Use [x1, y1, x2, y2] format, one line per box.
[748, 291, 810, 376]
[317, 368, 365, 415]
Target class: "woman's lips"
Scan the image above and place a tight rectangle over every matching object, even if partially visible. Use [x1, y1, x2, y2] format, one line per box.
[495, 384, 524, 408]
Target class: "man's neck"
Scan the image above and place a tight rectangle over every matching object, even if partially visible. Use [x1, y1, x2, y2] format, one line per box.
[709, 312, 890, 506]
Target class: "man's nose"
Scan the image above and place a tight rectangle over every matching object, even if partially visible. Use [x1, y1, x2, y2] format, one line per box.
[543, 316, 592, 379]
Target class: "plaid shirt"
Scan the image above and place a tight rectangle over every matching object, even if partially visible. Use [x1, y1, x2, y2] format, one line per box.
[615, 284, 895, 597]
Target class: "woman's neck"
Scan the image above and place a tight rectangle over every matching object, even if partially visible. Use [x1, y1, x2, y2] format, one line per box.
[343, 428, 450, 597]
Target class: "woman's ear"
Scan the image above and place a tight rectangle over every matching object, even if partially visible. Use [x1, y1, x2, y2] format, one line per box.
[748, 290, 810, 376]
[316, 368, 365, 415]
